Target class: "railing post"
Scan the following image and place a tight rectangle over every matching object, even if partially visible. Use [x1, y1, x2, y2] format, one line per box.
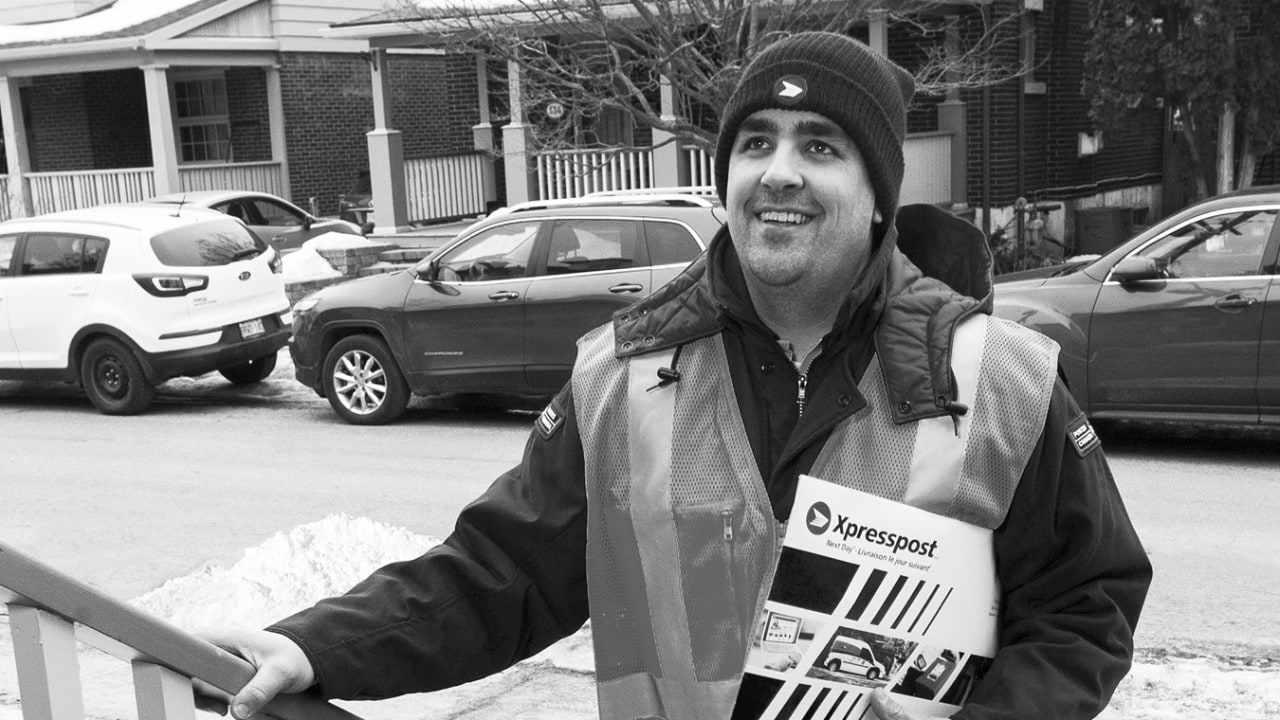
[8, 605, 86, 720]
[133, 661, 197, 720]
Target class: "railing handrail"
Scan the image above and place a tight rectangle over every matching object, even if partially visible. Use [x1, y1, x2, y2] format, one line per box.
[0, 539, 362, 720]
[26, 166, 154, 179]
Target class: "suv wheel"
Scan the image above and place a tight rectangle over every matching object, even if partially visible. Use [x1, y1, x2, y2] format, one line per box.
[219, 352, 278, 385]
[323, 335, 409, 425]
[80, 338, 155, 415]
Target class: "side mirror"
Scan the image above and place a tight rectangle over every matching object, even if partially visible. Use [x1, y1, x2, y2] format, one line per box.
[302, 217, 314, 231]
[416, 259, 439, 282]
[1110, 256, 1163, 283]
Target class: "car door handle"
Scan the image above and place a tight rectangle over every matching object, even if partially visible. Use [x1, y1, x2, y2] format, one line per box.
[1215, 294, 1258, 310]
[609, 283, 644, 294]
[69, 287, 90, 297]
[488, 290, 520, 301]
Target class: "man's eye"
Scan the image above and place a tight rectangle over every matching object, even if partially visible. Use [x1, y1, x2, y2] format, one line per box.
[809, 140, 836, 155]
[741, 136, 771, 151]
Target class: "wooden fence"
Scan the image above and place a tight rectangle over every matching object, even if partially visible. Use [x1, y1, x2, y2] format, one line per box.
[535, 147, 654, 200]
[404, 153, 489, 223]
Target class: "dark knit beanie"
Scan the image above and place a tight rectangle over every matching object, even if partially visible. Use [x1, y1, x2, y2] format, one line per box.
[714, 32, 916, 225]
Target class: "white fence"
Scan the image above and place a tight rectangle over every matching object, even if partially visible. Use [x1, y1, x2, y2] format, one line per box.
[405, 152, 489, 222]
[0, 175, 9, 222]
[18, 162, 285, 217]
[27, 167, 156, 216]
[179, 161, 284, 196]
[685, 146, 714, 189]
[536, 147, 654, 200]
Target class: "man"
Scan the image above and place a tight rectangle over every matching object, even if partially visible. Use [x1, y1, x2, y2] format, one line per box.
[207, 32, 1150, 719]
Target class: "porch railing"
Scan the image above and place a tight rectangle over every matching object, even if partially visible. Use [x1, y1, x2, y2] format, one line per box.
[684, 146, 714, 190]
[27, 167, 156, 216]
[0, 540, 363, 720]
[179, 161, 285, 196]
[405, 152, 488, 223]
[0, 175, 10, 222]
[535, 147, 654, 200]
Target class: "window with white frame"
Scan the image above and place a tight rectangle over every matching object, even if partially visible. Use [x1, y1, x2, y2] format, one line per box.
[173, 73, 231, 163]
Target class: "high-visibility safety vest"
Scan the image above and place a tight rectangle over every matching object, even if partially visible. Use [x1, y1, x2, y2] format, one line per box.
[571, 314, 1059, 720]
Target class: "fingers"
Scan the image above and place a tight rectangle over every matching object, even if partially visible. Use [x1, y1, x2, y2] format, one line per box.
[194, 627, 316, 719]
[869, 688, 915, 720]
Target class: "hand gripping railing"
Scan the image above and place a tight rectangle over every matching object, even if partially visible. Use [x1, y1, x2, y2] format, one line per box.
[0, 540, 363, 720]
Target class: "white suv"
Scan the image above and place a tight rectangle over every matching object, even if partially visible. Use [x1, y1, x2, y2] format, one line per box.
[0, 204, 292, 414]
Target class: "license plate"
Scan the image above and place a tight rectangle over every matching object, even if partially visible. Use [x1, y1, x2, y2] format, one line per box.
[239, 318, 265, 338]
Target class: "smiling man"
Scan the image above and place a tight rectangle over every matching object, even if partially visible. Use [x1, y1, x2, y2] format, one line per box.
[207, 32, 1150, 720]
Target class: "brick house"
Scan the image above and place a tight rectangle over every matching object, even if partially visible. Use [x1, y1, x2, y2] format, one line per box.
[329, 0, 1178, 253]
[0, 0, 492, 227]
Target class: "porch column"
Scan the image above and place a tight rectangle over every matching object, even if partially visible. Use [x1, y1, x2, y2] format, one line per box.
[264, 64, 291, 199]
[0, 75, 33, 218]
[502, 59, 536, 205]
[367, 47, 409, 230]
[141, 64, 181, 195]
[651, 75, 686, 189]
[868, 11, 889, 56]
[470, 55, 498, 207]
[938, 20, 968, 206]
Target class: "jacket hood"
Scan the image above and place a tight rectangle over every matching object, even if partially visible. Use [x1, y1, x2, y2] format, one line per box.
[611, 204, 994, 423]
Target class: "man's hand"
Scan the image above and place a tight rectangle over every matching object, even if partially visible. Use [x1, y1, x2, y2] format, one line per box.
[869, 688, 950, 720]
[196, 628, 317, 719]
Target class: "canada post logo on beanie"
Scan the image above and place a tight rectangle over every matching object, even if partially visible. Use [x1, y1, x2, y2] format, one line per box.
[773, 75, 807, 105]
[806, 501, 832, 534]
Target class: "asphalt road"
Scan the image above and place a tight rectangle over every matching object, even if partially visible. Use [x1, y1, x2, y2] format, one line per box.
[1, 358, 1277, 661]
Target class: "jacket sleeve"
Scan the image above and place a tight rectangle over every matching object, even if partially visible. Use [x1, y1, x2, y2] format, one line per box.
[266, 386, 590, 700]
[953, 380, 1152, 720]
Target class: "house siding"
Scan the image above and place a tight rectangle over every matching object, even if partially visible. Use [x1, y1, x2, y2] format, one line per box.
[278, 51, 480, 216]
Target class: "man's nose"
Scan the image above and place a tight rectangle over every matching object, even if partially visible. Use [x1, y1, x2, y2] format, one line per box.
[760, 147, 803, 190]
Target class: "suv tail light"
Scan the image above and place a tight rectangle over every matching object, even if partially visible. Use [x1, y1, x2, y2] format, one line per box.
[133, 273, 209, 297]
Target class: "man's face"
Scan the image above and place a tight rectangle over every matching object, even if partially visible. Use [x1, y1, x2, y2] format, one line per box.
[725, 109, 878, 298]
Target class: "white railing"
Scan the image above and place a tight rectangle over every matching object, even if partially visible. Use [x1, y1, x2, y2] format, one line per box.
[685, 146, 714, 190]
[0, 175, 10, 222]
[1, 539, 362, 720]
[27, 167, 156, 216]
[404, 152, 489, 223]
[902, 131, 953, 206]
[536, 147, 654, 200]
[179, 161, 284, 196]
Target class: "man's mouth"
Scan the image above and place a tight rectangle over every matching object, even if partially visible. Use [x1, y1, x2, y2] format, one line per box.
[757, 210, 813, 225]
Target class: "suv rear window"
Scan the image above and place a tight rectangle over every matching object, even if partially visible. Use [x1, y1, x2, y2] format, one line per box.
[149, 220, 266, 267]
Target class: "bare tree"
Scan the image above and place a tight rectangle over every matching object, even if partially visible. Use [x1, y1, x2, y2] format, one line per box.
[392, 0, 1029, 154]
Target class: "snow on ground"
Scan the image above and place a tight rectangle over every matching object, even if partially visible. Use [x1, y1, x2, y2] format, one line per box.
[0, 514, 1277, 719]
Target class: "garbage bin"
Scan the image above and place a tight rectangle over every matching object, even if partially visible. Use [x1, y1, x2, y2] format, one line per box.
[1074, 206, 1133, 255]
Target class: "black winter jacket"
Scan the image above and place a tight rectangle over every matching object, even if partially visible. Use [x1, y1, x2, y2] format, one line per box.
[270, 206, 1151, 720]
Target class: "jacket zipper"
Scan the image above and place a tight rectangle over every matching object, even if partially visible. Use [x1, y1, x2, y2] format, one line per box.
[796, 352, 818, 418]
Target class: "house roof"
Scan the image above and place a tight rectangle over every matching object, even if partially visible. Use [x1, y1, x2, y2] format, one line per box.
[0, 0, 223, 49]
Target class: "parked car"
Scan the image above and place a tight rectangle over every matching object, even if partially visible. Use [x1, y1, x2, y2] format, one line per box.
[993, 186, 1280, 425]
[0, 204, 292, 414]
[147, 190, 363, 252]
[822, 636, 886, 680]
[290, 192, 727, 424]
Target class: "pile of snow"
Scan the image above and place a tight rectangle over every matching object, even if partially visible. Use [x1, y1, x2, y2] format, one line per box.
[281, 231, 381, 284]
[133, 515, 440, 631]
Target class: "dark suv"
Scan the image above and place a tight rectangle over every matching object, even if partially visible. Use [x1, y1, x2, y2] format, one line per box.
[290, 192, 725, 424]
